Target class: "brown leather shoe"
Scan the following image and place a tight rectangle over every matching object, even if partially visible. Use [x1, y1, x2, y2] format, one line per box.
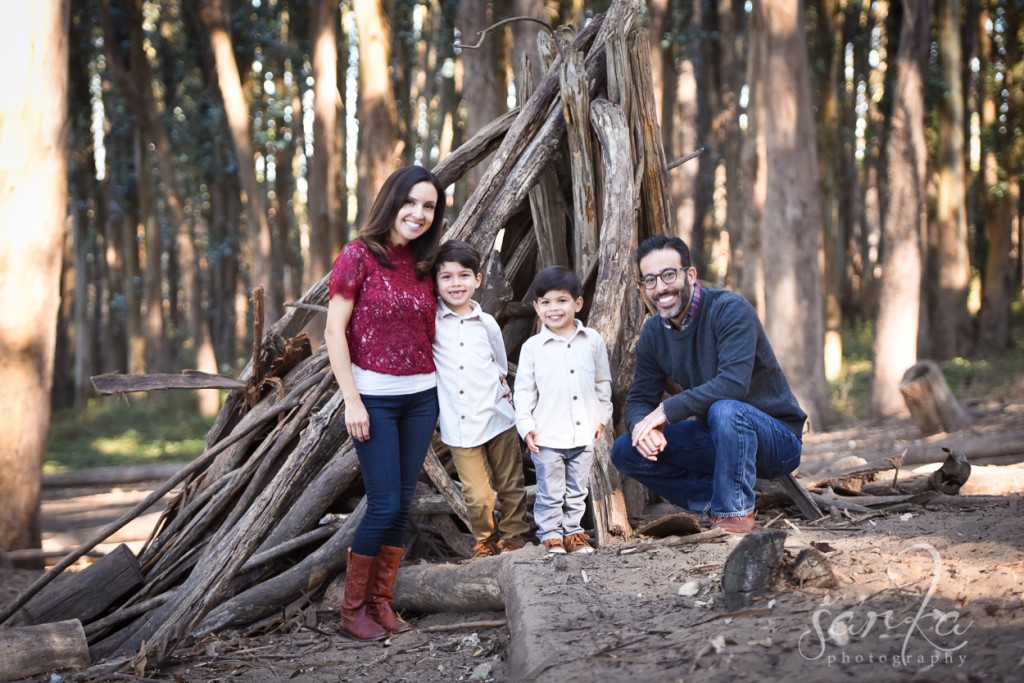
[469, 540, 499, 560]
[367, 545, 413, 634]
[496, 538, 526, 554]
[707, 511, 757, 535]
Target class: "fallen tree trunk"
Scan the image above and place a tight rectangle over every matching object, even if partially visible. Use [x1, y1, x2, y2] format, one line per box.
[392, 555, 507, 613]
[43, 464, 185, 488]
[902, 428, 1024, 465]
[14, 544, 142, 627]
[0, 620, 90, 681]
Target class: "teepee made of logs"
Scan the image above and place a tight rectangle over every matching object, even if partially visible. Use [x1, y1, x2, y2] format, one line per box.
[1, 0, 685, 672]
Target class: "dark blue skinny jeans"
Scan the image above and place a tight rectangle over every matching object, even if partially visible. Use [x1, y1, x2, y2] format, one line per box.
[350, 387, 439, 556]
[611, 399, 801, 518]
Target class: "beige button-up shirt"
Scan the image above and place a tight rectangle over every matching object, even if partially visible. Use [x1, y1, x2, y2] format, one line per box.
[433, 299, 516, 448]
[514, 320, 613, 449]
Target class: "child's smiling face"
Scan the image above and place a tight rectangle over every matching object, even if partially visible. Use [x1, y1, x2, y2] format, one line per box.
[436, 260, 482, 315]
[532, 288, 583, 337]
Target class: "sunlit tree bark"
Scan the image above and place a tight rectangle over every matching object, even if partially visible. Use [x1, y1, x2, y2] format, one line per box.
[307, 0, 339, 287]
[754, 0, 830, 430]
[354, 0, 399, 211]
[871, 0, 930, 418]
[0, 0, 69, 554]
[929, 0, 970, 360]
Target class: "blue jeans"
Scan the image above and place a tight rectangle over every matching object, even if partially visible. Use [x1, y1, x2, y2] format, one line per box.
[531, 445, 595, 541]
[611, 399, 801, 518]
[351, 388, 439, 556]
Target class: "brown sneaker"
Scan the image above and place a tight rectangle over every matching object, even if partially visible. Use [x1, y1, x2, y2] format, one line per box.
[496, 538, 525, 554]
[543, 538, 566, 555]
[707, 511, 756, 535]
[564, 532, 594, 554]
[469, 540, 499, 560]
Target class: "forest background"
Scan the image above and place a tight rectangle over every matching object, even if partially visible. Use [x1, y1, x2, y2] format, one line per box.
[0, 0, 1021, 556]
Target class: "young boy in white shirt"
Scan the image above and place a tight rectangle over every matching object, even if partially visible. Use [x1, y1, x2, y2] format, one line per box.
[514, 266, 613, 554]
[433, 240, 530, 560]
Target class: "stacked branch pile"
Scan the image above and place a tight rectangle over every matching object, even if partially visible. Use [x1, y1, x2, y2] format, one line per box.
[0, 0, 683, 673]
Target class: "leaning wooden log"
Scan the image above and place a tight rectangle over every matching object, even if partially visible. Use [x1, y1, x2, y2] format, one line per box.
[91, 371, 246, 396]
[899, 359, 974, 435]
[445, 9, 606, 246]
[0, 619, 90, 682]
[560, 41, 598, 275]
[583, 96, 638, 544]
[133, 374, 340, 664]
[13, 544, 142, 627]
[195, 499, 365, 635]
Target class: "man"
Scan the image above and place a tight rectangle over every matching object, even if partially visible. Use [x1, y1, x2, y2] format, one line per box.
[611, 235, 807, 534]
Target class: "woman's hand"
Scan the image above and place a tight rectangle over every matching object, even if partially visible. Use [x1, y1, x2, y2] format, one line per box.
[345, 398, 370, 442]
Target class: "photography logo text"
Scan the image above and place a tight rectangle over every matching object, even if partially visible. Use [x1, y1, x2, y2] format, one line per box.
[798, 543, 973, 668]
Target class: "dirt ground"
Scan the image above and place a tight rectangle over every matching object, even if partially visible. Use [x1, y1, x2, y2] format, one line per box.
[3, 400, 1023, 682]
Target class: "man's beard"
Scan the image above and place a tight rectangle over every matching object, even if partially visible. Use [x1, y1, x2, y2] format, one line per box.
[654, 279, 692, 321]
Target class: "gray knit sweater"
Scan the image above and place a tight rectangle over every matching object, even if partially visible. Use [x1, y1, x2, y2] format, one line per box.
[623, 287, 808, 437]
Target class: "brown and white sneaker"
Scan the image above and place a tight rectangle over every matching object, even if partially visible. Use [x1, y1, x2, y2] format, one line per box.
[543, 538, 567, 555]
[706, 511, 756, 535]
[564, 532, 595, 554]
[496, 538, 526, 554]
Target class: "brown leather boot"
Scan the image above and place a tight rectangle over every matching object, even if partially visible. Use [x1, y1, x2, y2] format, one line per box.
[366, 545, 413, 633]
[338, 548, 387, 641]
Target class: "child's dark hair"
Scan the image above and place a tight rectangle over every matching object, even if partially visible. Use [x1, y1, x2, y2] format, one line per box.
[433, 240, 481, 276]
[530, 265, 582, 300]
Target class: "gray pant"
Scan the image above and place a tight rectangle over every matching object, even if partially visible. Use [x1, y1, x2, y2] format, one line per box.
[530, 444, 595, 542]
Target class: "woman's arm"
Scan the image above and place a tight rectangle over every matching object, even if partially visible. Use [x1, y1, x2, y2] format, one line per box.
[325, 294, 370, 441]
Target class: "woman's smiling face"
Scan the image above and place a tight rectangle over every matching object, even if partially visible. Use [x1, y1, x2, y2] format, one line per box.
[389, 181, 438, 246]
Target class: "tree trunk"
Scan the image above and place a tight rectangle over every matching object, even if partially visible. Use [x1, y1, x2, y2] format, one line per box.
[0, 0, 68, 554]
[354, 0, 399, 212]
[928, 0, 970, 360]
[870, 0, 930, 418]
[197, 0, 278, 324]
[756, 0, 830, 430]
[306, 0, 339, 288]
[737, 4, 766, 316]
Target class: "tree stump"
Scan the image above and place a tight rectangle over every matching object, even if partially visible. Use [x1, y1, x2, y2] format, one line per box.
[899, 360, 973, 435]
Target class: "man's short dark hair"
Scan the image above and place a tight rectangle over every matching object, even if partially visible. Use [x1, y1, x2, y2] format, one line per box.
[433, 240, 481, 276]
[530, 265, 582, 300]
[635, 235, 691, 269]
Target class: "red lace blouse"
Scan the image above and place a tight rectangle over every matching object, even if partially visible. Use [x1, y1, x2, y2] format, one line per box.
[329, 240, 436, 376]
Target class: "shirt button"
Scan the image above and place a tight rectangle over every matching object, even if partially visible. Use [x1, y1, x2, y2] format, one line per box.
[460, 365, 464, 370]
[573, 396, 578, 400]
[459, 390, 464, 394]
[570, 369, 574, 374]
[575, 421, 581, 425]
[461, 415, 466, 420]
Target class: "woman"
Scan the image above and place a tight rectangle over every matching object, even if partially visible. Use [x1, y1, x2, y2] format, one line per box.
[324, 166, 445, 641]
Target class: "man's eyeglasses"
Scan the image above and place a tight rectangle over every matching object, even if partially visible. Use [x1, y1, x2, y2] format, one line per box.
[639, 267, 688, 290]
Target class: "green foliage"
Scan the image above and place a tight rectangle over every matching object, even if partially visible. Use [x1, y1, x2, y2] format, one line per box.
[829, 313, 1024, 423]
[45, 392, 216, 472]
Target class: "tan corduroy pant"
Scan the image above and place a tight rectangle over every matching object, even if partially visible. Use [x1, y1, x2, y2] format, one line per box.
[448, 427, 530, 543]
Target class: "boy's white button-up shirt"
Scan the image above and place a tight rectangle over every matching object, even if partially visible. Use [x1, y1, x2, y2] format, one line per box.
[514, 319, 613, 449]
[433, 299, 516, 448]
